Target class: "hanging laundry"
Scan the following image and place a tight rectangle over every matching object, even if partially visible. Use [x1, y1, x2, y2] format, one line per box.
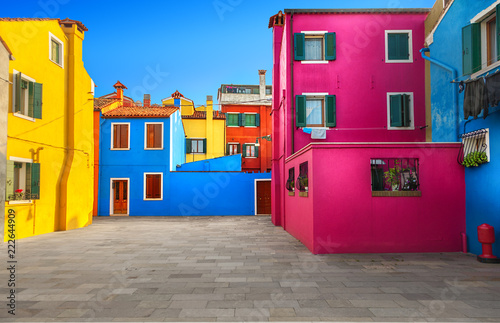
[484, 72, 500, 118]
[463, 78, 487, 119]
[311, 128, 326, 139]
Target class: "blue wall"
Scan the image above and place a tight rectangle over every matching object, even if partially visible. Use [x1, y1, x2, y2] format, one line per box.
[429, 0, 500, 256]
[170, 110, 186, 171]
[176, 154, 242, 172]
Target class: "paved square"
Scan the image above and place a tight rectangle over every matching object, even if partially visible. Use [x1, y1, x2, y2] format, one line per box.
[1, 216, 500, 322]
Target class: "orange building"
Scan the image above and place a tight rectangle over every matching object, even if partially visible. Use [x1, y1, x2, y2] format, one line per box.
[218, 70, 272, 173]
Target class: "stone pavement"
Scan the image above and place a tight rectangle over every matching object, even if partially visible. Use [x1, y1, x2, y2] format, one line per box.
[1, 216, 500, 322]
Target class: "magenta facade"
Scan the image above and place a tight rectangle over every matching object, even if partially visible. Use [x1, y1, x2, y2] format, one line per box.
[270, 9, 466, 254]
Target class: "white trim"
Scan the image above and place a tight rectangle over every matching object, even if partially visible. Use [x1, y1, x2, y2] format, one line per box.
[144, 122, 164, 150]
[387, 92, 415, 130]
[48, 31, 64, 68]
[110, 122, 130, 150]
[254, 178, 272, 215]
[143, 172, 163, 201]
[301, 31, 328, 35]
[426, 0, 456, 45]
[13, 113, 35, 122]
[109, 178, 130, 216]
[170, 114, 174, 171]
[301, 92, 329, 96]
[8, 200, 33, 205]
[9, 156, 33, 163]
[301, 60, 329, 64]
[471, 1, 500, 23]
[385, 30, 413, 63]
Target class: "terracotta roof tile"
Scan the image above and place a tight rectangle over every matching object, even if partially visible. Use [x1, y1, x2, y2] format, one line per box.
[182, 111, 226, 120]
[0, 18, 88, 32]
[59, 18, 88, 32]
[94, 98, 120, 111]
[102, 105, 179, 118]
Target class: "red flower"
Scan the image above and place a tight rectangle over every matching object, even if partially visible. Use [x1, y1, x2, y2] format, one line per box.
[15, 189, 23, 193]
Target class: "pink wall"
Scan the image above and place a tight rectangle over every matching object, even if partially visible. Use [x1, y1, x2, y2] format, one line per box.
[284, 143, 465, 254]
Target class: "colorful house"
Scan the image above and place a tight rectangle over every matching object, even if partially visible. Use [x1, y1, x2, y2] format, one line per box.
[1, 18, 95, 240]
[269, 9, 466, 254]
[424, 0, 500, 256]
[218, 70, 273, 173]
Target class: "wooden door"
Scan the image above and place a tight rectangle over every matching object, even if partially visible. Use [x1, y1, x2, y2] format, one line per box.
[256, 180, 271, 215]
[113, 180, 128, 215]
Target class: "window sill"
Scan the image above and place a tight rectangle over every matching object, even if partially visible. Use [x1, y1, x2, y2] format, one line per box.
[144, 198, 163, 201]
[388, 126, 415, 131]
[372, 191, 421, 197]
[288, 191, 295, 196]
[145, 148, 164, 150]
[13, 113, 36, 122]
[8, 200, 33, 205]
[301, 60, 329, 64]
[299, 191, 308, 197]
[244, 157, 257, 159]
[471, 60, 500, 79]
[385, 59, 413, 64]
[244, 126, 257, 128]
[50, 59, 64, 68]
[227, 125, 240, 128]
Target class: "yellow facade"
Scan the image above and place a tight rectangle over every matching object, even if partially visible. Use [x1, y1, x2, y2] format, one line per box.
[1, 19, 94, 240]
[183, 97, 226, 162]
[162, 97, 195, 115]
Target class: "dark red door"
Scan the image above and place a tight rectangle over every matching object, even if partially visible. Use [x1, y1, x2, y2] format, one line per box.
[113, 180, 128, 214]
[256, 181, 271, 215]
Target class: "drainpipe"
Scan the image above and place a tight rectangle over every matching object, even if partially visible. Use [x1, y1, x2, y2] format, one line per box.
[290, 12, 295, 154]
[419, 48, 460, 140]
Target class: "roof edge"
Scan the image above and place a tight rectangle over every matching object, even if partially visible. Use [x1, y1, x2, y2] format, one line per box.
[283, 8, 431, 14]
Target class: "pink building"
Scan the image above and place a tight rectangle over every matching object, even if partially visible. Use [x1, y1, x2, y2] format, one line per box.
[269, 9, 466, 254]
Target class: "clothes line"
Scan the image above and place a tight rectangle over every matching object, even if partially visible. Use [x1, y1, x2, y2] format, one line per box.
[451, 67, 500, 84]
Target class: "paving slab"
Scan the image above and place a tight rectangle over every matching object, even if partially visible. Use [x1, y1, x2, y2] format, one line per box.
[0, 216, 499, 322]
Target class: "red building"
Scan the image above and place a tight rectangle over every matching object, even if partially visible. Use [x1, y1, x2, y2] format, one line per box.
[218, 70, 272, 173]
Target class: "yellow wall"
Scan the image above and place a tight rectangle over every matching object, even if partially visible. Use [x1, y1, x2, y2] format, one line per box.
[162, 97, 194, 115]
[182, 99, 226, 162]
[1, 20, 94, 240]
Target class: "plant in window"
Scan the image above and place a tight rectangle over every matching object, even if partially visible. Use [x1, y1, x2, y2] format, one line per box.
[296, 175, 308, 192]
[402, 172, 419, 191]
[14, 189, 24, 200]
[462, 151, 488, 167]
[285, 178, 295, 192]
[383, 159, 408, 191]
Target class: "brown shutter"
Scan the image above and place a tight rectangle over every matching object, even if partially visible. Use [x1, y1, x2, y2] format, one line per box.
[154, 124, 162, 148]
[146, 175, 153, 198]
[113, 125, 119, 148]
[121, 125, 128, 148]
[147, 124, 153, 148]
[153, 175, 161, 198]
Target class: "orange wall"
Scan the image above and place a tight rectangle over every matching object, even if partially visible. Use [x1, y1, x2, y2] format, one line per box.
[222, 104, 272, 173]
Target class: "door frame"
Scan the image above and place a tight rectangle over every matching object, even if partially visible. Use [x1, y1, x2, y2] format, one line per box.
[254, 178, 272, 215]
[109, 178, 130, 216]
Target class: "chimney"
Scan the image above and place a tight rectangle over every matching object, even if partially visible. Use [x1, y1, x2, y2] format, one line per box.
[258, 70, 266, 100]
[113, 81, 127, 104]
[144, 94, 151, 107]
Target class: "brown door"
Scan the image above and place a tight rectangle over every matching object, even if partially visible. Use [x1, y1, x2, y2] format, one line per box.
[256, 180, 271, 215]
[113, 180, 128, 214]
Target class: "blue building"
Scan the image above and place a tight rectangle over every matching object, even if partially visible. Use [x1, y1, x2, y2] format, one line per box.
[425, 0, 500, 256]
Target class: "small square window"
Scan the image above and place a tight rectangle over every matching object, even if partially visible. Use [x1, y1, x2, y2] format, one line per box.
[144, 173, 162, 200]
[245, 114, 256, 127]
[371, 158, 420, 193]
[189, 139, 206, 153]
[387, 93, 414, 129]
[49, 32, 64, 67]
[13, 72, 43, 119]
[145, 123, 163, 149]
[385, 30, 412, 63]
[305, 37, 323, 61]
[306, 98, 324, 126]
[227, 113, 239, 126]
[228, 143, 240, 155]
[112, 123, 130, 149]
[6, 160, 40, 201]
[243, 144, 258, 158]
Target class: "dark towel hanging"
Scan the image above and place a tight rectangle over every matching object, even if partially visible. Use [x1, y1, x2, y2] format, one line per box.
[484, 72, 500, 118]
[464, 78, 487, 119]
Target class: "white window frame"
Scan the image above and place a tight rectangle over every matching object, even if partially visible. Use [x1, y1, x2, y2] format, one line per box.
[48, 31, 64, 68]
[228, 142, 239, 155]
[7, 156, 33, 205]
[300, 31, 329, 64]
[109, 178, 130, 216]
[143, 172, 163, 201]
[385, 30, 413, 63]
[11, 69, 36, 122]
[190, 138, 205, 154]
[387, 92, 415, 130]
[302, 92, 329, 128]
[226, 112, 240, 127]
[470, 1, 500, 77]
[110, 122, 131, 150]
[144, 122, 164, 150]
[244, 143, 257, 158]
[462, 128, 491, 162]
[244, 112, 258, 128]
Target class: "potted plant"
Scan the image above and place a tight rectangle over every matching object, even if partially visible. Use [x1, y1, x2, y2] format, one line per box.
[383, 159, 408, 191]
[462, 151, 488, 167]
[298, 176, 308, 192]
[285, 178, 295, 192]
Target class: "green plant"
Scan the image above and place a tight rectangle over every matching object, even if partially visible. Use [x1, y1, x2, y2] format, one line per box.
[383, 160, 408, 191]
[462, 151, 488, 167]
[299, 177, 308, 188]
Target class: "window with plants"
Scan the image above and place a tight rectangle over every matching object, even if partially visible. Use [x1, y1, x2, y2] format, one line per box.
[296, 162, 309, 192]
[286, 167, 295, 192]
[458, 129, 490, 167]
[371, 158, 419, 192]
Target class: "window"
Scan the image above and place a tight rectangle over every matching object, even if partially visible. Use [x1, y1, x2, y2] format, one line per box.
[186, 139, 206, 154]
[285, 167, 295, 192]
[245, 113, 257, 127]
[242, 143, 258, 158]
[145, 123, 163, 149]
[385, 30, 413, 63]
[294, 32, 336, 62]
[371, 158, 420, 194]
[295, 95, 336, 128]
[266, 88, 272, 95]
[49, 32, 63, 67]
[144, 173, 162, 200]
[5, 159, 40, 202]
[458, 128, 490, 167]
[297, 162, 308, 193]
[226, 113, 239, 127]
[111, 123, 130, 149]
[227, 143, 240, 155]
[486, 16, 498, 66]
[387, 93, 414, 129]
[13, 71, 42, 120]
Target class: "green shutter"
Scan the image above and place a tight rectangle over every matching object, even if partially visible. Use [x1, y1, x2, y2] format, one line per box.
[225, 113, 228, 126]
[5, 161, 14, 200]
[325, 95, 336, 127]
[294, 33, 305, 61]
[390, 95, 403, 127]
[241, 113, 246, 126]
[388, 33, 409, 60]
[15, 73, 21, 112]
[30, 163, 40, 200]
[202, 139, 207, 153]
[237, 143, 241, 153]
[325, 32, 336, 60]
[255, 113, 260, 127]
[33, 82, 43, 119]
[402, 94, 411, 127]
[242, 144, 247, 157]
[186, 139, 192, 153]
[255, 146, 259, 158]
[462, 23, 482, 75]
[226, 143, 230, 155]
[295, 95, 306, 127]
[238, 113, 243, 126]
[28, 81, 34, 117]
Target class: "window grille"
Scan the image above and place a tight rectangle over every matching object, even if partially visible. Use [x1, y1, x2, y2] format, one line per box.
[296, 162, 308, 192]
[286, 168, 295, 192]
[371, 158, 419, 192]
[457, 129, 489, 167]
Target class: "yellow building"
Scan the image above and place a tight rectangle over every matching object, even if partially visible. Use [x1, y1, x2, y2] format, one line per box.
[1, 18, 94, 240]
[163, 92, 225, 162]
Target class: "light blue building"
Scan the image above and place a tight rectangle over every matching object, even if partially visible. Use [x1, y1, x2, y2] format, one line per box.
[425, 0, 500, 256]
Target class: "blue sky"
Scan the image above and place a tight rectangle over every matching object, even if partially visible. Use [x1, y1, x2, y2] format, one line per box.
[3, 0, 436, 107]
